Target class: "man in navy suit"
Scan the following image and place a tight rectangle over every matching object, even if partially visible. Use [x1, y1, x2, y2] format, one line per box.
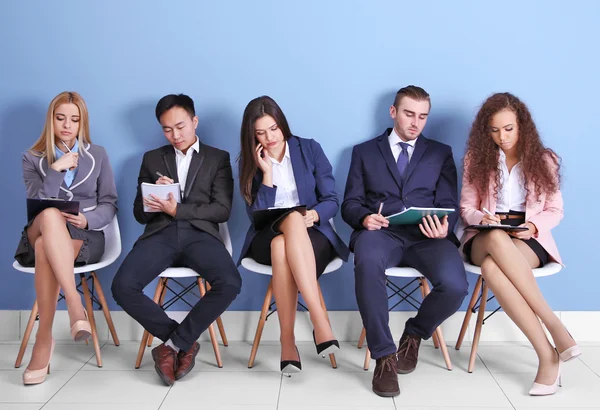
[342, 86, 467, 397]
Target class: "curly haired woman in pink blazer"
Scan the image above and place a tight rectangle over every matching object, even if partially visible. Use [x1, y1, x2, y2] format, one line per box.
[460, 93, 579, 396]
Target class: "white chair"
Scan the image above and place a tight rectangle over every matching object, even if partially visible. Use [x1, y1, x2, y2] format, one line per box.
[242, 219, 343, 369]
[357, 266, 453, 371]
[455, 259, 562, 372]
[135, 223, 232, 369]
[13, 215, 122, 368]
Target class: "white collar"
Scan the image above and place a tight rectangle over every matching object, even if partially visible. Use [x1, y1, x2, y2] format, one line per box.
[269, 141, 290, 164]
[174, 136, 200, 156]
[389, 128, 417, 147]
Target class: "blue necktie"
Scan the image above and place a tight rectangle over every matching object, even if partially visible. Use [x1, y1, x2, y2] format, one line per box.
[397, 142, 410, 179]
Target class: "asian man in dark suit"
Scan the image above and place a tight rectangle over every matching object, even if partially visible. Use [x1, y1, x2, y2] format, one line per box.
[342, 86, 468, 397]
[111, 94, 241, 386]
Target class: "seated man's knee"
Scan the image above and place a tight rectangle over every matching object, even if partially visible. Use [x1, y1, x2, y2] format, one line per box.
[111, 269, 139, 306]
[437, 266, 468, 302]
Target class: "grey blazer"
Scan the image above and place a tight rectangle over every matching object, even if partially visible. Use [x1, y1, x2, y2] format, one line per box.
[22, 143, 119, 230]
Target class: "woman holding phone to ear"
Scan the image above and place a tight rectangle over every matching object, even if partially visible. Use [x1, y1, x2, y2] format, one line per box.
[238, 96, 349, 376]
[15, 91, 118, 385]
[460, 92, 578, 396]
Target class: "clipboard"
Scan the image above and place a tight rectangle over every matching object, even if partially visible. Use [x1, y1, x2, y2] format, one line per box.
[465, 224, 529, 232]
[26, 198, 80, 222]
[141, 182, 182, 212]
[252, 205, 307, 231]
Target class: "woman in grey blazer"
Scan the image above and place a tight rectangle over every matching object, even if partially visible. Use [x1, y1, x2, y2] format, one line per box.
[15, 92, 118, 385]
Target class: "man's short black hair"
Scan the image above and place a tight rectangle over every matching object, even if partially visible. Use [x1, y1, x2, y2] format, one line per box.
[155, 94, 195, 122]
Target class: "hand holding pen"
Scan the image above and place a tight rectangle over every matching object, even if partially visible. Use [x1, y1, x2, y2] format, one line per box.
[155, 171, 174, 185]
[49, 141, 79, 172]
[362, 202, 390, 231]
[481, 207, 501, 225]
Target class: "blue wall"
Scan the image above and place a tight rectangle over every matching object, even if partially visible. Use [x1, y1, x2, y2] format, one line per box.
[1, 0, 598, 311]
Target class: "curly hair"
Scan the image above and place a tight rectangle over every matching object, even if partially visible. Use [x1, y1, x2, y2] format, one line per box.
[464, 92, 561, 202]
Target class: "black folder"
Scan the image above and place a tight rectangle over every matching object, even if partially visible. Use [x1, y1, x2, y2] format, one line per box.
[252, 205, 307, 231]
[26, 198, 80, 222]
[465, 224, 528, 232]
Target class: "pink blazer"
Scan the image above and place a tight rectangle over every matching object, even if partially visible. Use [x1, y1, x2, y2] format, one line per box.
[459, 155, 563, 265]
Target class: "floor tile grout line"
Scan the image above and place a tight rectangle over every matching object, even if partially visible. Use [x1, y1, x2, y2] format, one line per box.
[156, 383, 174, 410]
[275, 372, 283, 409]
[38, 342, 101, 409]
[577, 355, 600, 379]
[477, 352, 517, 410]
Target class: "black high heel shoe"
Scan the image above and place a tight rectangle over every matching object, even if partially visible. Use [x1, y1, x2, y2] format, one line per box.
[280, 347, 302, 377]
[313, 330, 340, 357]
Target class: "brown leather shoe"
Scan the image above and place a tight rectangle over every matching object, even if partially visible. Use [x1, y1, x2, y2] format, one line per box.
[175, 342, 200, 380]
[396, 330, 421, 374]
[151, 343, 178, 386]
[372, 353, 400, 397]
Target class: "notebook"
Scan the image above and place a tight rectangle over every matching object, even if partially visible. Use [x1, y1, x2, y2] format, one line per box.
[26, 198, 80, 222]
[141, 182, 181, 212]
[252, 205, 307, 231]
[385, 207, 455, 225]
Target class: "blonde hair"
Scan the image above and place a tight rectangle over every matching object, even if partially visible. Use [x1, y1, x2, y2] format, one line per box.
[30, 91, 92, 164]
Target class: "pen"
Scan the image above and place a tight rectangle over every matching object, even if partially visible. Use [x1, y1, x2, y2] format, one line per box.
[482, 207, 494, 217]
[156, 171, 165, 178]
[61, 141, 72, 153]
[378, 202, 384, 215]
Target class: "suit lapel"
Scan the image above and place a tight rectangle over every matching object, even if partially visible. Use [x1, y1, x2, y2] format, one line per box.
[69, 145, 94, 190]
[183, 144, 206, 200]
[404, 136, 429, 182]
[376, 133, 403, 190]
[162, 149, 178, 184]
[288, 137, 306, 204]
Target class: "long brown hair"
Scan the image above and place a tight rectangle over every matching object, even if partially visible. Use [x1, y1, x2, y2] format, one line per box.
[464, 92, 561, 202]
[30, 91, 92, 164]
[238, 96, 293, 204]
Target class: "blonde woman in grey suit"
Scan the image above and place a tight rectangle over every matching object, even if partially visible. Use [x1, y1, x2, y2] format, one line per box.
[15, 92, 118, 385]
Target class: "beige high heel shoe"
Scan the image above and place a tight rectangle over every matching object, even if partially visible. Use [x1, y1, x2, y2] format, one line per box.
[70, 309, 92, 342]
[529, 350, 562, 396]
[23, 339, 55, 385]
[559, 330, 581, 362]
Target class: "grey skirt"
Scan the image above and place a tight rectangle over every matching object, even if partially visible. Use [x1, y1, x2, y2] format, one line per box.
[14, 223, 105, 268]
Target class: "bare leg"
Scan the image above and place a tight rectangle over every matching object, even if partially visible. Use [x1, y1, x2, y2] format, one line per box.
[471, 237, 559, 385]
[278, 212, 334, 344]
[27, 208, 85, 326]
[271, 236, 300, 361]
[472, 230, 575, 352]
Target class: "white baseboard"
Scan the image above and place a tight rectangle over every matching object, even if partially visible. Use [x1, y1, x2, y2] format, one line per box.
[1, 309, 599, 343]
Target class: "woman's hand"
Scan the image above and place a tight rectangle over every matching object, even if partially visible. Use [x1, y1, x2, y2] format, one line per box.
[509, 222, 537, 240]
[61, 212, 88, 229]
[304, 209, 320, 227]
[51, 152, 79, 172]
[256, 144, 272, 175]
[480, 213, 501, 225]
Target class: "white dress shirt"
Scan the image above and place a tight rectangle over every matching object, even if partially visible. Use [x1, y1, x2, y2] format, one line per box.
[389, 128, 417, 162]
[174, 136, 200, 195]
[271, 142, 300, 207]
[495, 149, 527, 212]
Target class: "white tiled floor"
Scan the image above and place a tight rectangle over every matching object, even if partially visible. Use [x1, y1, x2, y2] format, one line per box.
[0, 340, 599, 410]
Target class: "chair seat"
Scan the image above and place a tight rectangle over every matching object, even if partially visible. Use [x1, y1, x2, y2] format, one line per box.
[158, 267, 200, 278]
[384, 266, 423, 278]
[463, 261, 562, 278]
[241, 256, 343, 276]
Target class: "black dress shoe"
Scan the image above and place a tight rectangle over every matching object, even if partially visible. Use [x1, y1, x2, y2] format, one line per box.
[280, 347, 302, 377]
[313, 330, 340, 357]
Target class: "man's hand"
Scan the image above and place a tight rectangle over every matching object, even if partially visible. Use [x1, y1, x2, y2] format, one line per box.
[362, 214, 390, 230]
[143, 193, 178, 217]
[419, 215, 449, 239]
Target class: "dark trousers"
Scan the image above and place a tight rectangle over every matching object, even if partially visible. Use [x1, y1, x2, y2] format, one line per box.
[352, 226, 467, 360]
[111, 221, 242, 352]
